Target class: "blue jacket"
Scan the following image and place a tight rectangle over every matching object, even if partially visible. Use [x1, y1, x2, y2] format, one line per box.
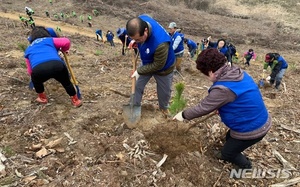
[210, 72, 268, 132]
[138, 14, 175, 71]
[24, 37, 64, 69]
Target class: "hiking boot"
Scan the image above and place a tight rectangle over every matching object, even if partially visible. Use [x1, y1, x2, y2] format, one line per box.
[36, 92, 48, 104]
[71, 95, 82, 107]
[160, 108, 171, 118]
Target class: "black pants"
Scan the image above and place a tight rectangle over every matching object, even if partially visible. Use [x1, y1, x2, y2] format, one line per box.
[31, 60, 76, 96]
[221, 130, 265, 168]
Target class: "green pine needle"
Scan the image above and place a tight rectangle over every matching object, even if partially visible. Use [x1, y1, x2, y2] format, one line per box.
[169, 82, 187, 115]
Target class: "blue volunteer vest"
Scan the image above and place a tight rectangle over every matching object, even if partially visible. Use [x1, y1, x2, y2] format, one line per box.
[24, 37, 64, 69]
[209, 72, 268, 132]
[138, 14, 175, 71]
[188, 39, 197, 49]
[277, 56, 288, 69]
[171, 32, 184, 54]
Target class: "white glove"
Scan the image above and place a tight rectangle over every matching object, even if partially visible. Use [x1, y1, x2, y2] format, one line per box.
[263, 69, 267, 73]
[228, 62, 231, 67]
[173, 111, 184, 121]
[266, 76, 271, 81]
[131, 70, 140, 81]
[128, 40, 137, 49]
[188, 52, 191, 56]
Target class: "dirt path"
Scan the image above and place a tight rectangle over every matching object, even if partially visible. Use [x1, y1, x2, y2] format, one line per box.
[0, 11, 96, 38]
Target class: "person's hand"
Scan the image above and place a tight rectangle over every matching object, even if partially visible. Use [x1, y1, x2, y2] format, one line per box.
[207, 36, 211, 41]
[128, 40, 137, 49]
[266, 76, 271, 81]
[263, 69, 267, 73]
[173, 111, 184, 121]
[131, 70, 140, 81]
[228, 62, 231, 67]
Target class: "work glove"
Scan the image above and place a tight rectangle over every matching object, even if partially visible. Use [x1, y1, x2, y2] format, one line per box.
[266, 76, 271, 81]
[228, 62, 231, 67]
[128, 40, 137, 49]
[263, 69, 267, 73]
[173, 111, 184, 122]
[131, 70, 140, 81]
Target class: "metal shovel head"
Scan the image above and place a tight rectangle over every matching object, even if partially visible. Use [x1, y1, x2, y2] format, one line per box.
[258, 79, 265, 88]
[122, 103, 141, 129]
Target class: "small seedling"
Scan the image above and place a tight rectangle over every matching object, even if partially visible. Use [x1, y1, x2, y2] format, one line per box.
[169, 82, 187, 115]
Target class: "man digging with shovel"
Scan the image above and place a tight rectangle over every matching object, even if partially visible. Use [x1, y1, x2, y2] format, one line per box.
[124, 14, 176, 127]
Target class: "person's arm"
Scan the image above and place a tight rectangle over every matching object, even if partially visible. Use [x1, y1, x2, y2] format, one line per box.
[53, 38, 70, 52]
[25, 58, 32, 75]
[137, 42, 169, 75]
[172, 35, 182, 50]
[182, 86, 236, 120]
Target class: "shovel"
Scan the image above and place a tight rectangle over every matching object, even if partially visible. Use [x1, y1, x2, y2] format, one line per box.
[184, 112, 216, 133]
[62, 52, 82, 99]
[122, 50, 141, 128]
[258, 72, 265, 88]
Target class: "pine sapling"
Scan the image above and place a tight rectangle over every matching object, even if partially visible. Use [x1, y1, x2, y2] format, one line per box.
[169, 82, 187, 115]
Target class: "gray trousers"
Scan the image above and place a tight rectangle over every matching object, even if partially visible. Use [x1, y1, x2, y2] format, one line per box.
[134, 72, 174, 110]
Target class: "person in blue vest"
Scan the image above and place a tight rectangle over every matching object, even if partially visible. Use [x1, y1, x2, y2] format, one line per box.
[207, 38, 232, 66]
[24, 26, 82, 107]
[105, 30, 115, 46]
[168, 22, 184, 72]
[184, 38, 197, 59]
[95, 29, 103, 41]
[263, 53, 288, 90]
[126, 14, 176, 117]
[116, 28, 136, 55]
[173, 48, 271, 169]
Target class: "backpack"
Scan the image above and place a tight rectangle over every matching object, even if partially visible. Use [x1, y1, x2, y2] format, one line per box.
[227, 43, 236, 56]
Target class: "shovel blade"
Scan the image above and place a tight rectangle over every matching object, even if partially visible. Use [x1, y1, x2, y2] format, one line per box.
[122, 104, 141, 129]
[258, 79, 265, 88]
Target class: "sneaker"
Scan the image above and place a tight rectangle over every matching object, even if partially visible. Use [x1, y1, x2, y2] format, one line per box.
[36, 93, 48, 104]
[71, 95, 82, 107]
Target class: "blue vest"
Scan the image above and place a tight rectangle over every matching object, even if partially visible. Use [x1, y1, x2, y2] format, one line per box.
[24, 37, 64, 69]
[219, 46, 229, 56]
[171, 32, 184, 54]
[277, 56, 288, 69]
[118, 30, 132, 46]
[209, 72, 268, 132]
[138, 15, 175, 71]
[187, 39, 197, 49]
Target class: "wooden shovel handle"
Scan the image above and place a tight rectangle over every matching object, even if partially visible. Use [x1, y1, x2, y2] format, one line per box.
[185, 112, 216, 133]
[131, 49, 139, 94]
